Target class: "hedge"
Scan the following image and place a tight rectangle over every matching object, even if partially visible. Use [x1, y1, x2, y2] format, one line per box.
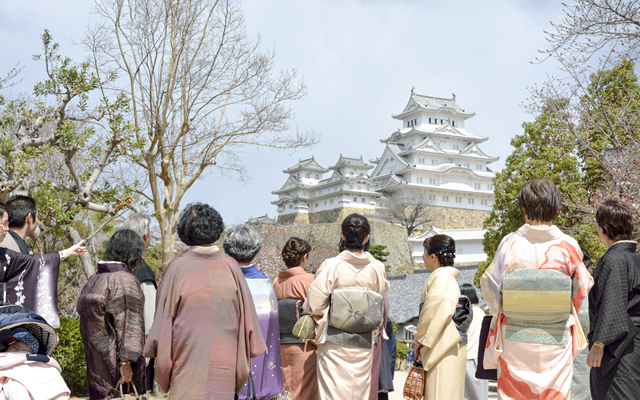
[54, 317, 88, 396]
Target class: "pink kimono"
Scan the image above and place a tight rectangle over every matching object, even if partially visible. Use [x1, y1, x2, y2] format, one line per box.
[480, 224, 593, 399]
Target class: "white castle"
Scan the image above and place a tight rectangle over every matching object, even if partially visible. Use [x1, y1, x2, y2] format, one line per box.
[272, 91, 498, 230]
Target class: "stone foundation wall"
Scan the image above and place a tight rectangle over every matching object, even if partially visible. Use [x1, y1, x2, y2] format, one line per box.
[276, 212, 310, 224]
[368, 219, 413, 275]
[429, 206, 489, 230]
[307, 207, 376, 224]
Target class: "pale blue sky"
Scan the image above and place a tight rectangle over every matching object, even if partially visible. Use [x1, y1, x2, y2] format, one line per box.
[1, 0, 567, 225]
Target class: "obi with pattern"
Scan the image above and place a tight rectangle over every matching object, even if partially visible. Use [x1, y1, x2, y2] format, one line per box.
[278, 299, 304, 344]
[502, 268, 572, 345]
[329, 286, 384, 333]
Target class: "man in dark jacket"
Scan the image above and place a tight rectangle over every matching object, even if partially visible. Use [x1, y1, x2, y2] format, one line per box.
[0, 195, 38, 255]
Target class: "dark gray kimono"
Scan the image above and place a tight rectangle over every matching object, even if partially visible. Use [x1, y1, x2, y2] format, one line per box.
[589, 241, 640, 399]
[77, 261, 146, 399]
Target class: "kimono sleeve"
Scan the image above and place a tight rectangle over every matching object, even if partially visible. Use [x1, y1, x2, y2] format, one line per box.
[105, 273, 145, 364]
[306, 259, 336, 319]
[415, 272, 458, 349]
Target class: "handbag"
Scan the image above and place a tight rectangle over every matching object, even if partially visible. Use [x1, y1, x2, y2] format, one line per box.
[292, 314, 316, 340]
[475, 315, 497, 381]
[403, 360, 425, 400]
[107, 380, 141, 400]
[246, 374, 258, 400]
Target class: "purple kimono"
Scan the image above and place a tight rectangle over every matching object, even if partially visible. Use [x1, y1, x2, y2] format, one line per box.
[0, 248, 60, 327]
[239, 264, 285, 400]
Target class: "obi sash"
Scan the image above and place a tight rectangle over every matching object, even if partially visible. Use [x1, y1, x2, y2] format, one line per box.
[278, 299, 304, 344]
[502, 269, 572, 345]
[326, 286, 384, 349]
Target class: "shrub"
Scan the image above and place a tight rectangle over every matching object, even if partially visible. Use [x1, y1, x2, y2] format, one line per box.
[396, 341, 409, 360]
[54, 317, 88, 396]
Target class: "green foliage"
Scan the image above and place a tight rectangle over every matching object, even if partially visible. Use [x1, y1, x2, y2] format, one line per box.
[396, 341, 410, 360]
[53, 317, 88, 396]
[474, 61, 640, 286]
[370, 244, 391, 273]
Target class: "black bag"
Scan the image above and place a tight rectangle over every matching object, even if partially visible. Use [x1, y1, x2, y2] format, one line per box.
[475, 315, 498, 380]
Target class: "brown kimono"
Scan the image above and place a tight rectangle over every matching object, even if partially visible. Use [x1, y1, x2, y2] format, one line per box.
[77, 261, 146, 399]
[273, 267, 318, 400]
[143, 247, 266, 399]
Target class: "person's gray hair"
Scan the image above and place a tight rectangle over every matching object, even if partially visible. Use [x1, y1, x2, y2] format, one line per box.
[122, 213, 152, 239]
[223, 224, 262, 263]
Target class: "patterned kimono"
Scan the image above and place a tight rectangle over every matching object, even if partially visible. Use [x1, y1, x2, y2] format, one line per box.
[239, 264, 285, 400]
[480, 224, 593, 400]
[77, 261, 146, 399]
[0, 248, 61, 327]
[306, 251, 389, 400]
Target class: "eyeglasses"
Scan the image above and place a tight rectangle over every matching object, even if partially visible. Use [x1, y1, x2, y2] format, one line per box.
[0, 222, 8, 227]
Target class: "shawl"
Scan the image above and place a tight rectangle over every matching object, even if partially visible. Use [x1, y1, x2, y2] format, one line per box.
[238, 264, 285, 400]
[133, 259, 157, 288]
[0, 248, 60, 328]
[143, 249, 266, 397]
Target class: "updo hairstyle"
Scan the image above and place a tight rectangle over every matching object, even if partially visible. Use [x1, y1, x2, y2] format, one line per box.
[340, 213, 370, 252]
[423, 234, 456, 266]
[177, 203, 224, 246]
[281, 237, 312, 268]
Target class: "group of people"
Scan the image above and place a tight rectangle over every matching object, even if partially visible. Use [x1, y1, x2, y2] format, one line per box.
[0, 177, 638, 400]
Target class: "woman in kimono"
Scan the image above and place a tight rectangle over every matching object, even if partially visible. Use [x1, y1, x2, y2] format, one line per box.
[143, 204, 266, 399]
[0, 202, 85, 326]
[224, 224, 286, 400]
[272, 237, 317, 400]
[480, 178, 593, 400]
[413, 234, 466, 400]
[587, 198, 640, 399]
[77, 229, 147, 399]
[306, 213, 390, 400]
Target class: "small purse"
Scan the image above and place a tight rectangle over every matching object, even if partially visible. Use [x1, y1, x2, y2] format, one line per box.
[403, 360, 426, 400]
[292, 305, 316, 340]
[475, 315, 498, 381]
[107, 380, 141, 400]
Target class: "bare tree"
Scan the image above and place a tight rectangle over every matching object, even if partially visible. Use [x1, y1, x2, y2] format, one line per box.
[382, 189, 436, 237]
[88, 0, 319, 267]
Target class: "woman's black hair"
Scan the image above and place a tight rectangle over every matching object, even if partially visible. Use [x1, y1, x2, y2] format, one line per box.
[177, 203, 225, 246]
[339, 213, 370, 252]
[0, 202, 9, 218]
[423, 234, 456, 266]
[103, 229, 145, 270]
[460, 283, 479, 305]
[282, 237, 312, 268]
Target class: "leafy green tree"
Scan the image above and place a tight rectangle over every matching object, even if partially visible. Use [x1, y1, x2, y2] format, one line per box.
[369, 244, 391, 273]
[0, 31, 144, 277]
[474, 101, 605, 285]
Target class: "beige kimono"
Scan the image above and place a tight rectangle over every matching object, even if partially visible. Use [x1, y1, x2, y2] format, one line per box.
[416, 266, 466, 400]
[306, 251, 390, 400]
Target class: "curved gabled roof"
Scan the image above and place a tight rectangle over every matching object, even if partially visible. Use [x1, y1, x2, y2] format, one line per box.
[381, 122, 488, 143]
[369, 143, 409, 179]
[329, 155, 372, 170]
[283, 157, 329, 174]
[394, 163, 496, 179]
[460, 143, 500, 161]
[392, 92, 476, 120]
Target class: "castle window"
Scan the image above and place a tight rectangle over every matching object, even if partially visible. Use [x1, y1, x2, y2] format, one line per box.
[468, 198, 474, 204]
[362, 198, 366, 203]
[315, 174, 319, 179]
[440, 119, 443, 124]
[432, 159, 436, 165]
[429, 178, 436, 185]
[315, 203, 319, 207]
[324, 201, 327, 205]
[474, 183, 481, 190]
[429, 118, 432, 124]
[306, 173, 310, 178]
[330, 199, 334, 204]
[354, 197, 357, 202]
[452, 121, 455, 126]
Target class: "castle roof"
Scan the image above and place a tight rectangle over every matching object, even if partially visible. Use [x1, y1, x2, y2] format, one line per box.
[392, 91, 476, 120]
[283, 157, 329, 174]
[328, 155, 372, 170]
[381, 122, 488, 143]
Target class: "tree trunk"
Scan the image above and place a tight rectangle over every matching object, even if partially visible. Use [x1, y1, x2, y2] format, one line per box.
[66, 226, 95, 278]
[159, 212, 176, 269]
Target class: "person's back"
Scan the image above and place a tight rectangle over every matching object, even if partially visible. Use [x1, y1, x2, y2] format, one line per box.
[143, 203, 266, 399]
